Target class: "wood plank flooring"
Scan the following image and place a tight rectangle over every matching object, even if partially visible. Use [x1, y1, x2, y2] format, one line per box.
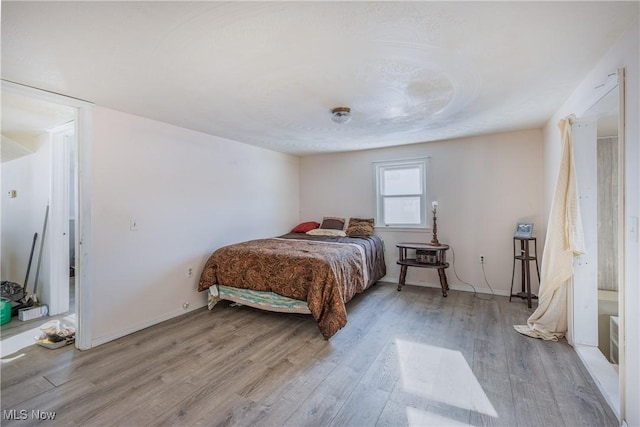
[0, 283, 618, 426]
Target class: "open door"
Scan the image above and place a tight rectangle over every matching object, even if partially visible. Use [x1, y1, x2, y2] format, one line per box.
[571, 69, 625, 419]
[48, 122, 75, 316]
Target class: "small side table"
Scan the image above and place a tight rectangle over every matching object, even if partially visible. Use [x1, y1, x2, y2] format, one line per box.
[396, 242, 450, 297]
[509, 237, 540, 308]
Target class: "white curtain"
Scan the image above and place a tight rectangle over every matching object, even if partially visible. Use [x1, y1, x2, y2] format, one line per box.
[514, 115, 585, 341]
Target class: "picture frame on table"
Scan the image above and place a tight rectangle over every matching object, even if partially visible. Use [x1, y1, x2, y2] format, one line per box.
[514, 223, 534, 238]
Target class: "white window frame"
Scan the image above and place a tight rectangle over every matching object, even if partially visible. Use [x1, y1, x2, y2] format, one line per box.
[373, 157, 431, 230]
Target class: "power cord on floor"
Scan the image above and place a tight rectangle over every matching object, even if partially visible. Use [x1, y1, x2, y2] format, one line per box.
[449, 245, 496, 300]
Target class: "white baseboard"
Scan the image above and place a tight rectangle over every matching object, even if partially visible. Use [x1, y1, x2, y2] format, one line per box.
[89, 303, 206, 348]
[382, 276, 510, 297]
[88, 278, 507, 349]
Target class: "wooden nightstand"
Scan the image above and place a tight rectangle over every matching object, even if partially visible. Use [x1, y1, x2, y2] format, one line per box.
[396, 242, 450, 297]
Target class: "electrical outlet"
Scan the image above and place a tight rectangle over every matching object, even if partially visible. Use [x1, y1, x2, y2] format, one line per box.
[187, 267, 193, 277]
[479, 255, 485, 264]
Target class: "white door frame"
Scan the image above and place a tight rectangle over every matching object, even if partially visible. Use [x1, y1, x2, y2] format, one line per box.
[1, 80, 94, 350]
[569, 69, 626, 420]
[48, 122, 74, 316]
[571, 118, 599, 346]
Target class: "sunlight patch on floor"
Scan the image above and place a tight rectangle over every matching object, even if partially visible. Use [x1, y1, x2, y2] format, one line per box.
[1, 314, 76, 358]
[397, 339, 498, 419]
[406, 406, 469, 426]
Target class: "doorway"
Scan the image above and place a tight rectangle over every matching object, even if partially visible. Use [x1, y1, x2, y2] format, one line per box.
[571, 69, 625, 419]
[0, 80, 91, 352]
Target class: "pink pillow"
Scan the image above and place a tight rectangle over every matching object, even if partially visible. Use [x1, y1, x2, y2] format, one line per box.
[291, 221, 320, 233]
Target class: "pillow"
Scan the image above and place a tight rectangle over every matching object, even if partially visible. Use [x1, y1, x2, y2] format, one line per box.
[345, 218, 375, 237]
[306, 228, 347, 237]
[319, 216, 345, 230]
[291, 221, 320, 233]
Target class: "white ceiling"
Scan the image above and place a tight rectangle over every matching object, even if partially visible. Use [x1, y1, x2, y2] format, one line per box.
[1, 91, 76, 162]
[1, 1, 638, 156]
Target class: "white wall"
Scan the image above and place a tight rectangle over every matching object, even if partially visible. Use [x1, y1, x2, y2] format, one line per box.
[542, 21, 639, 426]
[300, 129, 543, 296]
[1, 134, 51, 298]
[88, 107, 300, 344]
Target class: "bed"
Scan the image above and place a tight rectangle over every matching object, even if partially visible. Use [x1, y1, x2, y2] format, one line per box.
[197, 232, 386, 339]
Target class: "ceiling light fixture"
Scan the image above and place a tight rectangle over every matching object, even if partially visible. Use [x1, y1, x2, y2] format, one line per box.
[330, 106, 352, 124]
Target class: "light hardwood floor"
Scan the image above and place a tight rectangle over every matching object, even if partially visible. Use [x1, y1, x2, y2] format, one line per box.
[1, 283, 617, 426]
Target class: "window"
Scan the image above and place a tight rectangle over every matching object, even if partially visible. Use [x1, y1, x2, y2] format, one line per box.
[374, 157, 430, 229]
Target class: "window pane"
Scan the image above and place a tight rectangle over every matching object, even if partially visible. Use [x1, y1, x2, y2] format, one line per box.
[383, 197, 421, 224]
[374, 157, 429, 229]
[382, 167, 422, 195]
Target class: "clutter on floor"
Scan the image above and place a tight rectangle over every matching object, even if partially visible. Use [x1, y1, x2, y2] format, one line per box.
[0, 298, 11, 325]
[35, 320, 75, 349]
[18, 304, 49, 321]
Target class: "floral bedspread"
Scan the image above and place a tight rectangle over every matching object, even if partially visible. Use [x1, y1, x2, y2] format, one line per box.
[198, 233, 386, 338]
